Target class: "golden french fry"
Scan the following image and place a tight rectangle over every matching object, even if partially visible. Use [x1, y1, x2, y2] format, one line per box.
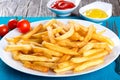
[71, 50, 108, 63]
[6, 35, 22, 44]
[18, 54, 59, 62]
[43, 19, 56, 29]
[78, 43, 94, 54]
[56, 20, 68, 31]
[41, 35, 49, 42]
[58, 54, 71, 63]
[89, 40, 99, 43]
[18, 39, 42, 44]
[72, 47, 79, 52]
[92, 42, 112, 52]
[105, 45, 112, 53]
[69, 32, 84, 41]
[57, 39, 86, 48]
[52, 23, 66, 34]
[58, 61, 72, 69]
[55, 25, 74, 40]
[55, 33, 60, 37]
[56, 39, 73, 47]
[23, 61, 49, 72]
[54, 65, 74, 73]
[93, 42, 108, 48]
[84, 25, 95, 42]
[5, 44, 32, 52]
[33, 46, 63, 57]
[75, 41, 87, 48]
[83, 49, 104, 56]
[32, 46, 42, 53]
[6, 38, 15, 44]
[32, 52, 44, 56]
[47, 26, 56, 43]
[42, 41, 79, 55]
[32, 27, 62, 38]
[74, 57, 104, 72]
[11, 51, 20, 60]
[54, 62, 75, 73]
[69, 20, 88, 32]
[33, 61, 56, 69]
[92, 33, 114, 46]
[30, 42, 42, 47]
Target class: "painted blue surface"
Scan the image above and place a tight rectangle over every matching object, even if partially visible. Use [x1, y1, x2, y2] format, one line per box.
[0, 16, 120, 80]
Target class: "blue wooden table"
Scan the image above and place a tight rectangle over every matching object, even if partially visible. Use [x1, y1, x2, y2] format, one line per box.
[0, 17, 120, 80]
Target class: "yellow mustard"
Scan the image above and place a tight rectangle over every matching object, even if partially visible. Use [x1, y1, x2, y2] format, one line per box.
[84, 8, 108, 18]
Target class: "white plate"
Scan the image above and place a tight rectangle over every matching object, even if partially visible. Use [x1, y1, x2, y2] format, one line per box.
[0, 19, 120, 77]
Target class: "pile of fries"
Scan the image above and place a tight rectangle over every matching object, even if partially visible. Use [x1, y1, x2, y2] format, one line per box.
[5, 19, 114, 74]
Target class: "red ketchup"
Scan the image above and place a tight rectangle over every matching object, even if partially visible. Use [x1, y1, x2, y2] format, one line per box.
[51, 0, 75, 10]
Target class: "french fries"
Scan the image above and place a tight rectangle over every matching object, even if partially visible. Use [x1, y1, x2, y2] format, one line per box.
[33, 61, 56, 69]
[84, 25, 95, 42]
[18, 54, 59, 62]
[5, 19, 114, 74]
[55, 25, 74, 40]
[74, 57, 104, 72]
[42, 41, 79, 55]
[23, 61, 49, 72]
[47, 26, 56, 43]
[71, 50, 108, 63]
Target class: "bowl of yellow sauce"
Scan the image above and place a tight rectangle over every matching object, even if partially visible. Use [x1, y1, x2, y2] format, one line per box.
[79, 1, 112, 23]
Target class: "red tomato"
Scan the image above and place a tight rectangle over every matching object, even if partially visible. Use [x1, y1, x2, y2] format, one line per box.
[51, 1, 75, 10]
[17, 19, 31, 33]
[8, 19, 18, 30]
[0, 24, 9, 36]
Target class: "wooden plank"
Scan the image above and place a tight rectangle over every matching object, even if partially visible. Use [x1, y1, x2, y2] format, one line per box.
[14, 0, 31, 17]
[27, 0, 40, 17]
[109, 0, 120, 16]
[0, 1, 17, 16]
[6, 1, 18, 16]
[14, 6, 28, 17]
[0, 0, 119, 16]
[38, 0, 55, 17]
[71, 0, 86, 16]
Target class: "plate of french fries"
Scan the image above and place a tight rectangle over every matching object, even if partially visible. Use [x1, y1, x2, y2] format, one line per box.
[0, 19, 120, 77]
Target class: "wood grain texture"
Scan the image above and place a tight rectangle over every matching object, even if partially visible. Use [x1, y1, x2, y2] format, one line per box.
[0, 0, 119, 17]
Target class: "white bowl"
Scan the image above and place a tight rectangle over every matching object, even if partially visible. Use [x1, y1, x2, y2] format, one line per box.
[47, 0, 81, 17]
[79, 1, 112, 23]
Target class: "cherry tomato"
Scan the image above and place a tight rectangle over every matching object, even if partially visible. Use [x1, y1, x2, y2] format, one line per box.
[17, 19, 30, 33]
[8, 19, 18, 30]
[0, 24, 9, 36]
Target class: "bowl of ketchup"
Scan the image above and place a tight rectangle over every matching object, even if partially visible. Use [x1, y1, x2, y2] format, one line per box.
[47, 0, 81, 17]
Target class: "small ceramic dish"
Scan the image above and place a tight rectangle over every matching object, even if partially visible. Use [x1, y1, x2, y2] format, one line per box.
[47, 0, 81, 17]
[79, 1, 112, 23]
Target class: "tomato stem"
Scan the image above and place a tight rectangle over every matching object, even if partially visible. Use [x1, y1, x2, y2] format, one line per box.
[15, 17, 18, 21]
